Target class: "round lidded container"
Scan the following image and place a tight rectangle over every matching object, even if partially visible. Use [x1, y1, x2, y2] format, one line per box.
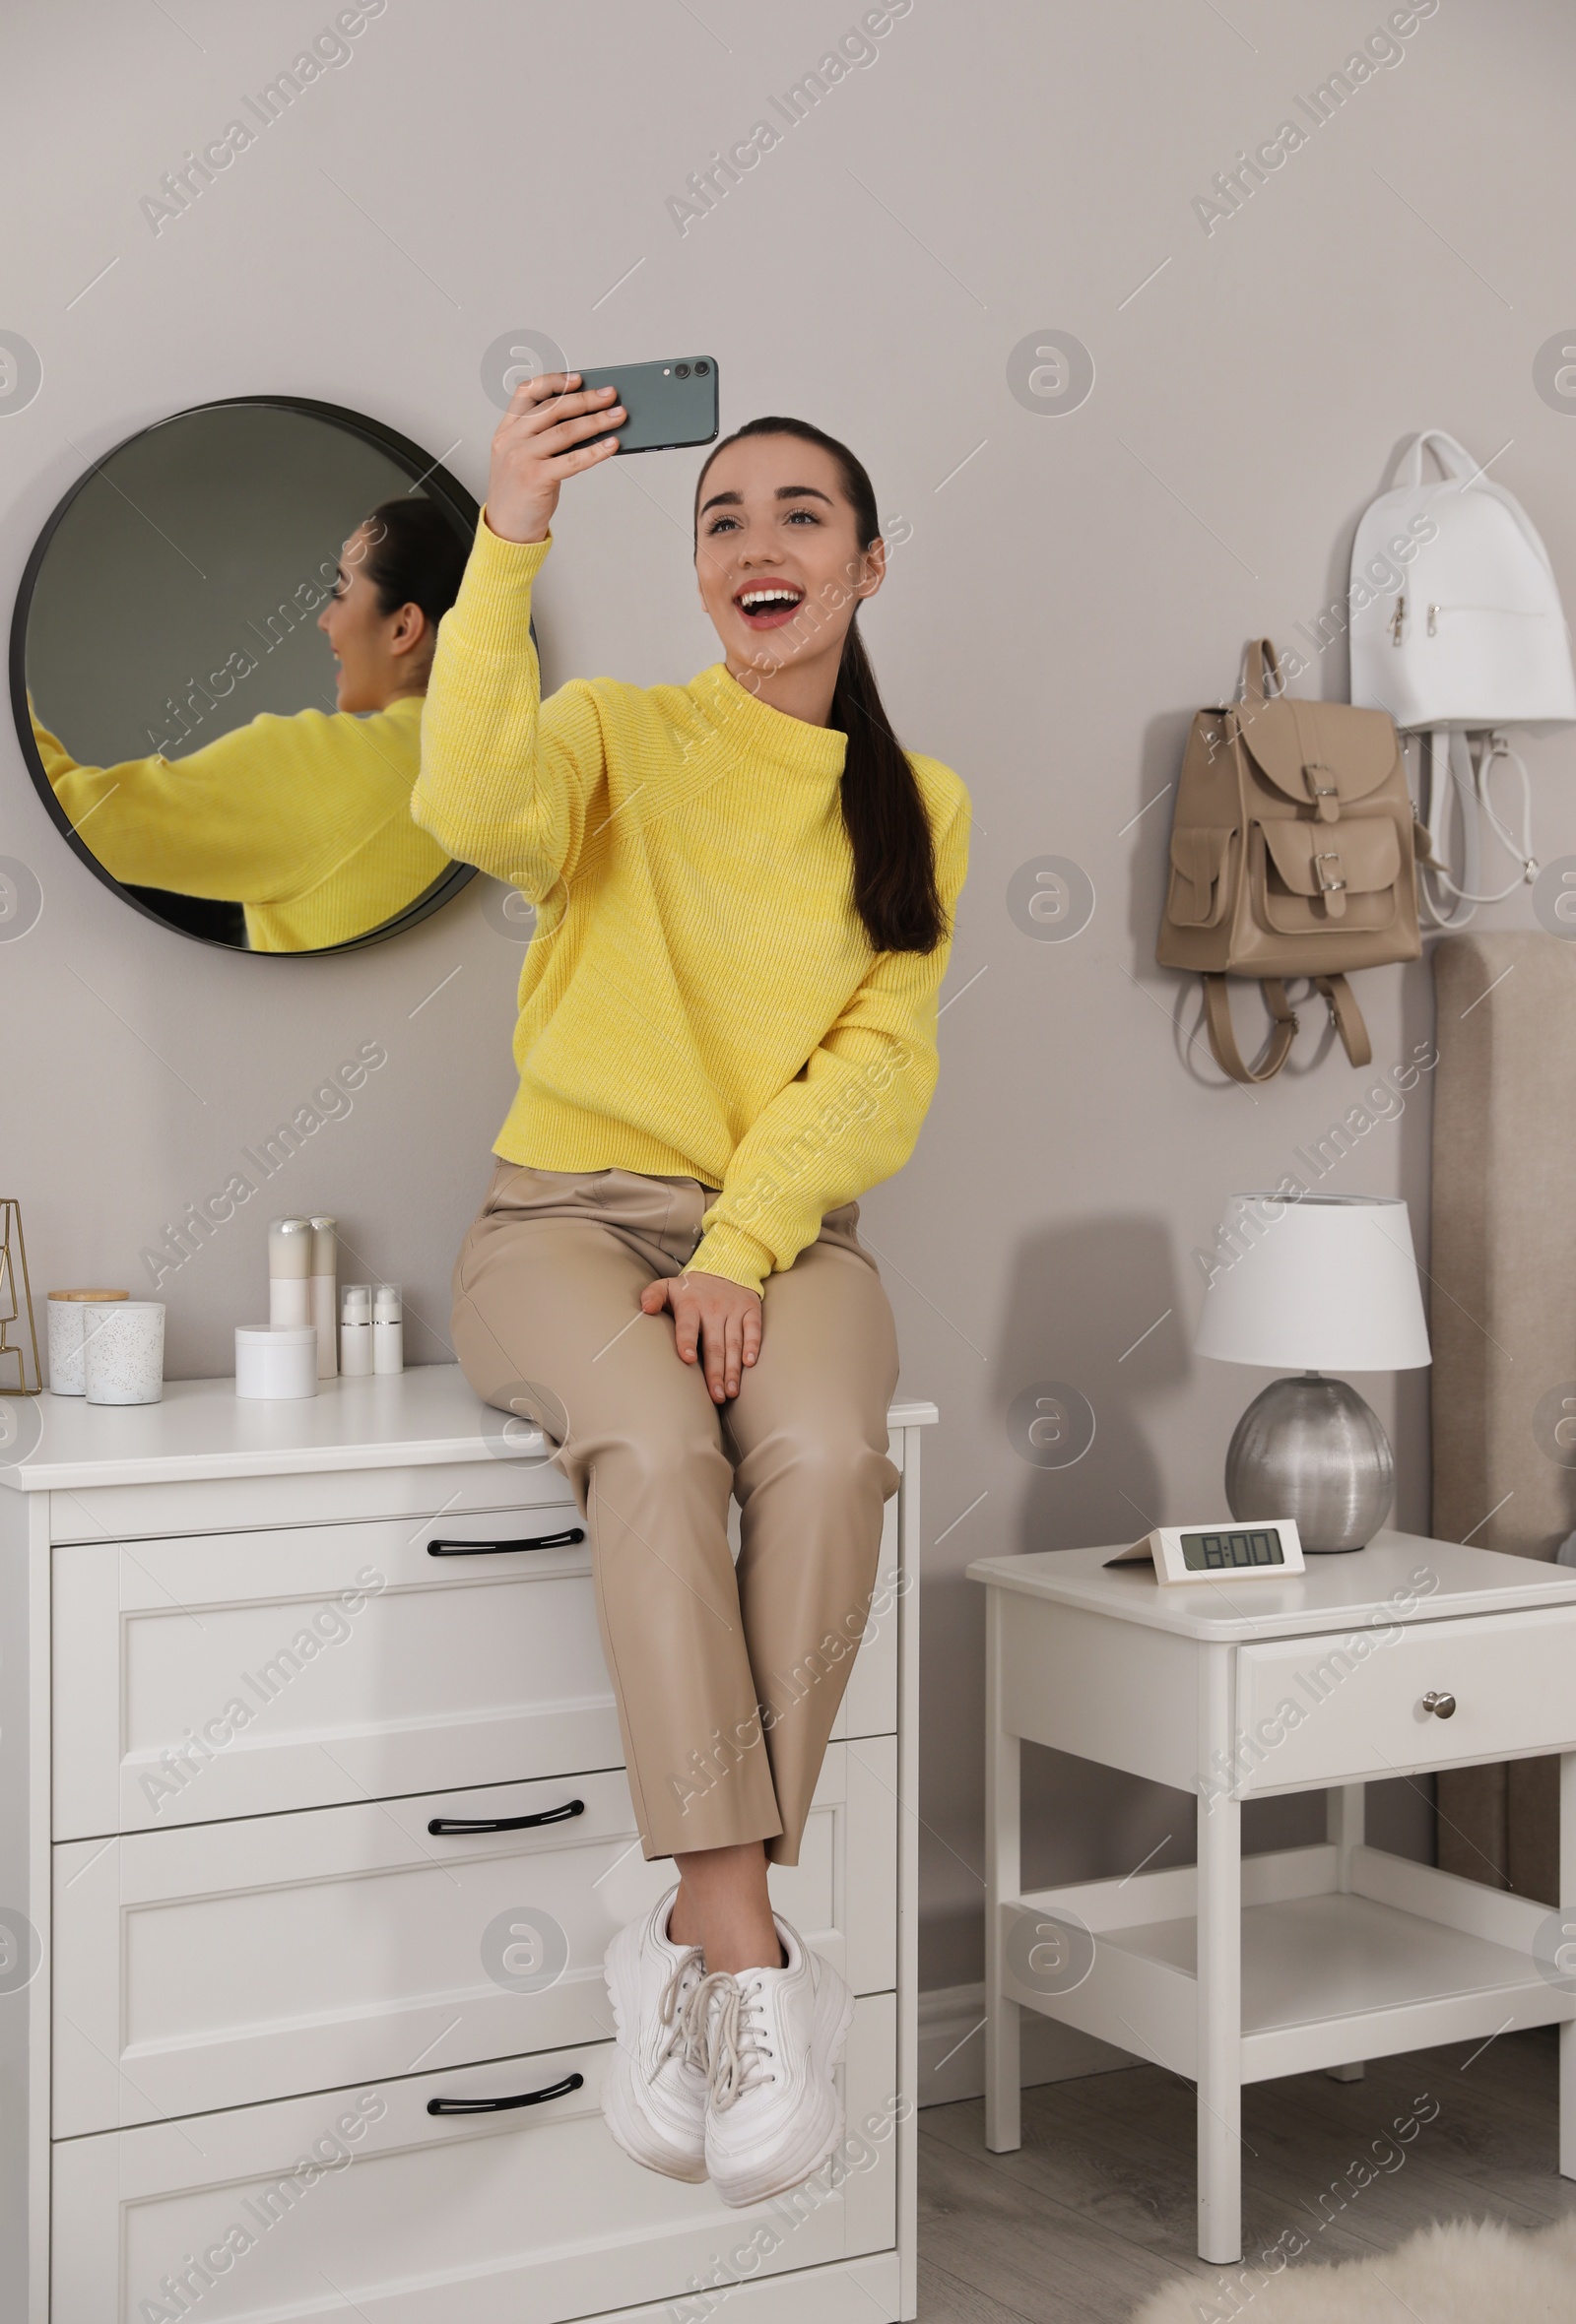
[83, 1301, 164, 1405]
[47, 1289, 129, 1396]
[234, 1323, 318, 1400]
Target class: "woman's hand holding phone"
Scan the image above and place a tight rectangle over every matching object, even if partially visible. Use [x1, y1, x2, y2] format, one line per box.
[485, 372, 624, 546]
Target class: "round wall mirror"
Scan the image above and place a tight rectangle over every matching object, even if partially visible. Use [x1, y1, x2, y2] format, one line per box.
[9, 397, 484, 952]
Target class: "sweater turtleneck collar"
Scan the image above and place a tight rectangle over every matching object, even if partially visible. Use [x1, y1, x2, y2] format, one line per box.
[688, 663, 848, 784]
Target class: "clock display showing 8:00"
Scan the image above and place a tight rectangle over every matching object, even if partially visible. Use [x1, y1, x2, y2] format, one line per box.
[1179, 1526, 1285, 1573]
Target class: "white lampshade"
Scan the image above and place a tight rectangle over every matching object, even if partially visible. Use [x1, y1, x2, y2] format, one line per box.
[1195, 1192, 1431, 1373]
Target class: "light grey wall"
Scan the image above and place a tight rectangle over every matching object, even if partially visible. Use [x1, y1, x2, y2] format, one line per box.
[6, 0, 1575, 1989]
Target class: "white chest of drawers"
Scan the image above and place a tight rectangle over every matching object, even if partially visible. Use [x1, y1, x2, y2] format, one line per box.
[0, 1366, 934, 2324]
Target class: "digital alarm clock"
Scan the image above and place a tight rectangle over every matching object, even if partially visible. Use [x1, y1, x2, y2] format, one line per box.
[1103, 1517, 1305, 1585]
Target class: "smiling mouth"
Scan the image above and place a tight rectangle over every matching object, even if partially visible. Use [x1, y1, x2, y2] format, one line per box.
[734, 585, 805, 630]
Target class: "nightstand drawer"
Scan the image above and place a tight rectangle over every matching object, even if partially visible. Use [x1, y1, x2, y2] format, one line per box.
[1235, 1604, 1576, 1792]
[52, 1740, 897, 2136]
[51, 1996, 899, 2324]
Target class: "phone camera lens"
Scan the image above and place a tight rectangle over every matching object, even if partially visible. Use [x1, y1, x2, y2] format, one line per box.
[694, 360, 709, 376]
[675, 362, 691, 379]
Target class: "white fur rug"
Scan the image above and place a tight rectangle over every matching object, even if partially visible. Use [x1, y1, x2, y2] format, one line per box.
[1131, 2212, 1576, 2322]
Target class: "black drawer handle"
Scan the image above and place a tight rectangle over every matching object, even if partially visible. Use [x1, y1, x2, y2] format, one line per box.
[427, 2070, 584, 2116]
[428, 1798, 585, 1836]
[427, 1526, 584, 1557]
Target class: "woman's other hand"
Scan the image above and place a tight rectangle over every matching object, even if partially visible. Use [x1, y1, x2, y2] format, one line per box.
[641, 1270, 762, 1402]
[485, 372, 626, 546]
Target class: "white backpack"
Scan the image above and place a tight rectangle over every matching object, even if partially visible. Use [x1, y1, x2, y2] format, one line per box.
[1347, 428, 1576, 927]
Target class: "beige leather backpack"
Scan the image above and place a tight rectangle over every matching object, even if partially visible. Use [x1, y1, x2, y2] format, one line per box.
[1157, 640, 1421, 1082]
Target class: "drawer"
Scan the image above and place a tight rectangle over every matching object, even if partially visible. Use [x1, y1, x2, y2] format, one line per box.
[53, 1505, 900, 1840]
[51, 1994, 900, 2324]
[1234, 1603, 1576, 1793]
[52, 1506, 616, 1838]
[47, 1452, 588, 1544]
[50, 1428, 908, 1545]
[53, 1738, 897, 2136]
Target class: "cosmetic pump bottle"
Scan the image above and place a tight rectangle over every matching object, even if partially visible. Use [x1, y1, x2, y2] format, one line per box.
[268, 1218, 312, 1327]
[340, 1283, 373, 1377]
[309, 1216, 338, 1379]
[372, 1283, 404, 1375]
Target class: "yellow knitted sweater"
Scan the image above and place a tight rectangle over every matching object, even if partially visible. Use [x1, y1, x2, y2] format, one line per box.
[32, 696, 448, 952]
[412, 521, 970, 1294]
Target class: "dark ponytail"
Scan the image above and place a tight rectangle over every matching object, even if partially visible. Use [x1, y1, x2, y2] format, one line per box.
[693, 416, 948, 954]
[361, 496, 470, 635]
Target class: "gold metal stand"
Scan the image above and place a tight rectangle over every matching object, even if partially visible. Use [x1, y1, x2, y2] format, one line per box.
[0, 1199, 42, 1395]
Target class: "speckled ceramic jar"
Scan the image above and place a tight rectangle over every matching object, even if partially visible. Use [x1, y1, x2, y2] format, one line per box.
[46, 1290, 129, 1396]
[82, 1301, 164, 1405]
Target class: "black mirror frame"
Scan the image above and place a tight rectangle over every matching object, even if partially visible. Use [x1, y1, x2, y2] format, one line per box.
[8, 393, 489, 956]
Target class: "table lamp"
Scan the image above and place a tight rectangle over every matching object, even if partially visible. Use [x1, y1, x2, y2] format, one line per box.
[1194, 1192, 1431, 1553]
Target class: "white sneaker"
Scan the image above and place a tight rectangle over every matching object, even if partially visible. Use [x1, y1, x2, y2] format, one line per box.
[602, 1888, 709, 2181]
[699, 1914, 854, 2208]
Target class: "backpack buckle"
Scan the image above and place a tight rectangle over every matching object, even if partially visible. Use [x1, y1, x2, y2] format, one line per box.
[1313, 851, 1346, 893]
[1303, 761, 1341, 821]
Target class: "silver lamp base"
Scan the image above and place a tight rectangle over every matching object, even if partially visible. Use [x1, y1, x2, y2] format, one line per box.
[1223, 1373, 1394, 1554]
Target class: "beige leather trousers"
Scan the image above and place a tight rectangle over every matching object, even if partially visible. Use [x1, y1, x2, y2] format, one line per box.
[451, 1161, 900, 1865]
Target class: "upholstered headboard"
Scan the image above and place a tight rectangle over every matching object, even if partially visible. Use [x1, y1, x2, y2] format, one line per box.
[1430, 930, 1576, 1904]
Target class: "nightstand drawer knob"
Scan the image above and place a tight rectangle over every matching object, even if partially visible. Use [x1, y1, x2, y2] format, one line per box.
[1421, 1690, 1457, 1718]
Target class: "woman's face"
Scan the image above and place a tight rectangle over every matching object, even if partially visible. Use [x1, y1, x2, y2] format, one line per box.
[694, 435, 884, 682]
[317, 523, 427, 712]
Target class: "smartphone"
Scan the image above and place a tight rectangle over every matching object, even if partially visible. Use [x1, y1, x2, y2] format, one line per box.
[572, 357, 719, 456]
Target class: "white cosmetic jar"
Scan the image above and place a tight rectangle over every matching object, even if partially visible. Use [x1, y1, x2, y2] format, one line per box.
[47, 1288, 128, 1396]
[82, 1301, 165, 1405]
[234, 1324, 318, 1400]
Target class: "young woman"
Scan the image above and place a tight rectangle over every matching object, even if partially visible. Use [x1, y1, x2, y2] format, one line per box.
[32, 497, 466, 949]
[413, 375, 968, 2207]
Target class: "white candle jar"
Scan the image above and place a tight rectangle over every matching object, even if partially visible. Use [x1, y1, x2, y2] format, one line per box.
[46, 1289, 128, 1396]
[82, 1301, 165, 1405]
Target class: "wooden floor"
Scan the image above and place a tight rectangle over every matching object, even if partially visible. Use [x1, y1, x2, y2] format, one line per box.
[916, 2027, 1576, 2322]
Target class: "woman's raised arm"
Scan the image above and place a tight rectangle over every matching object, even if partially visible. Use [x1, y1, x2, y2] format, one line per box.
[30, 700, 396, 903]
[412, 371, 628, 900]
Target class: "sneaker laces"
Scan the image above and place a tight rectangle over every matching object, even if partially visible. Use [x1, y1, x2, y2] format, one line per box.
[655, 1946, 708, 2073]
[696, 1969, 775, 2112]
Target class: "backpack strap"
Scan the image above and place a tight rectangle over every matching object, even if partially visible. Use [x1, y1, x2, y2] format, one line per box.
[1393, 429, 1478, 487]
[1238, 638, 1286, 705]
[1202, 975, 1298, 1083]
[1313, 974, 1372, 1068]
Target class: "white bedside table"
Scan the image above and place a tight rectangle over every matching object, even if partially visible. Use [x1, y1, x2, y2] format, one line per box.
[969, 1528, 1576, 2264]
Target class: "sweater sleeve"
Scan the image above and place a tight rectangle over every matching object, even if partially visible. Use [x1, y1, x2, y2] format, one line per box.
[411, 518, 608, 907]
[690, 770, 971, 1295]
[29, 701, 382, 902]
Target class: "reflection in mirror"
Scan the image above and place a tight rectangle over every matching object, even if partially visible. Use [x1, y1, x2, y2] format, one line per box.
[14, 400, 480, 951]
